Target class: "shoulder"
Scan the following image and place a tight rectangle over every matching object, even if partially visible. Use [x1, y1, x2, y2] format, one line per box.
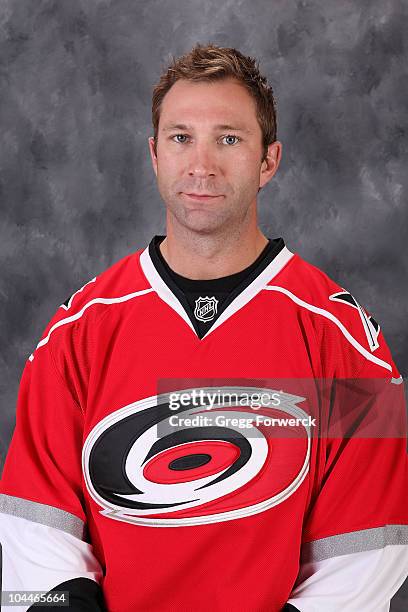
[267, 250, 401, 378]
[29, 247, 151, 362]
[59, 247, 150, 315]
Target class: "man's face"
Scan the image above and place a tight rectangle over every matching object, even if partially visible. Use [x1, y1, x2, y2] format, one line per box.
[148, 77, 281, 235]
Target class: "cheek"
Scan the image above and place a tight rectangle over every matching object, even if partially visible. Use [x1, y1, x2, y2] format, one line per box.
[230, 154, 261, 186]
[157, 156, 180, 184]
[233, 148, 260, 170]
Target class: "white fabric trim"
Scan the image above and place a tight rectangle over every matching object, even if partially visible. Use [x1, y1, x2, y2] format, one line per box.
[29, 287, 154, 361]
[286, 545, 408, 611]
[60, 277, 97, 311]
[202, 247, 295, 339]
[263, 286, 393, 372]
[0, 513, 103, 609]
[139, 244, 295, 340]
[139, 246, 197, 334]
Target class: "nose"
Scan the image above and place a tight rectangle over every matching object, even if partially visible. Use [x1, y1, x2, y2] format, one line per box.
[187, 143, 218, 178]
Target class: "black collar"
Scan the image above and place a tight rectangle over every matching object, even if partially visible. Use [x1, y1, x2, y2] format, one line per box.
[148, 235, 285, 338]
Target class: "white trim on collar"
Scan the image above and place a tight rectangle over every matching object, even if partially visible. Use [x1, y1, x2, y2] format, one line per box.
[201, 246, 294, 339]
[139, 244, 295, 340]
[139, 246, 197, 334]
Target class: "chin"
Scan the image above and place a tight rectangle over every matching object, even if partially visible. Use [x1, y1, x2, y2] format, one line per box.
[181, 218, 231, 235]
[167, 199, 233, 234]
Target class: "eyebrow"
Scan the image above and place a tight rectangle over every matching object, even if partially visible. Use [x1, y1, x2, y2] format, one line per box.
[162, 123, 252, 134]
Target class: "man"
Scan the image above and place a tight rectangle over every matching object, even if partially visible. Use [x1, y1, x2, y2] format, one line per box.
[0, 43, 407, 611]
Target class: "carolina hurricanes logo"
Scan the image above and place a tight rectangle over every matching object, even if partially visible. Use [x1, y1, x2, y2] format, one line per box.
[329, 290, 380, 351]
[82, 386, 310, 527]
[194, 296, 218, 322]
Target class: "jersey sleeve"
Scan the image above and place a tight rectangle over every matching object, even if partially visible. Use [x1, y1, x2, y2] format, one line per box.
[0, 333, 104, 608]
[286, 320, 408, 610]
[285, 546, 408, 611]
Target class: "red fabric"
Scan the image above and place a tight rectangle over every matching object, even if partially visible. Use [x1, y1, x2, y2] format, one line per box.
[1, 246, 406, 612]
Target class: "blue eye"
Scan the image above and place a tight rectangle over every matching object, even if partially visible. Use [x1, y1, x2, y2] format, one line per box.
[221, 135, 241, 145]
[172, 134, 189, 143]
[170, 134, 242, 145]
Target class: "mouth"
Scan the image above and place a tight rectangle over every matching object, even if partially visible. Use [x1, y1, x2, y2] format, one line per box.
[182, 193, 222, 201]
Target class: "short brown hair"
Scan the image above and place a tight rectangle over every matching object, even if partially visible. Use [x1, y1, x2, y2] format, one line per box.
[151, 43, 277, 162]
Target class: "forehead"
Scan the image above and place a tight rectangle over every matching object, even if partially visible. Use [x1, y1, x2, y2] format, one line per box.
[159, 78, 259, 130]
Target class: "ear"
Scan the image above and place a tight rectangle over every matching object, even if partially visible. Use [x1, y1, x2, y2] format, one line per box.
[259, 140, 282, 190]
[148, 136, 158, 177]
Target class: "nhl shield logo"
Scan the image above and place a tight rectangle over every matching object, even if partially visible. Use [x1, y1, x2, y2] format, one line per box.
[194, 296, 219, 322]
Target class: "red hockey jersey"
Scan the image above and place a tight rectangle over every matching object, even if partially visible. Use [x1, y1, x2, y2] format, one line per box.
[0, 237, 407, 611]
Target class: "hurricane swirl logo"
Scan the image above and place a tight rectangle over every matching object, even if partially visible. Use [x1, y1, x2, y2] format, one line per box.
[82, 386, 310, 527]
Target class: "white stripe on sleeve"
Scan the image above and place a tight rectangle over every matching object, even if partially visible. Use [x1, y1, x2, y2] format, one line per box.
[286, 545, 408, 611]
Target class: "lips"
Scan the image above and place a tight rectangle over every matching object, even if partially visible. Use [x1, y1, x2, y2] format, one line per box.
[183, 193, 221, 200]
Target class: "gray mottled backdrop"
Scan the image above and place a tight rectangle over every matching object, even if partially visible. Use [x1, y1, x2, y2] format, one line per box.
[0, 0, 407, 607]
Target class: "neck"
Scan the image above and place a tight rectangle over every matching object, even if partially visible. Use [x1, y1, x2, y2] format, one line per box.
[159, 218, 269, 280]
